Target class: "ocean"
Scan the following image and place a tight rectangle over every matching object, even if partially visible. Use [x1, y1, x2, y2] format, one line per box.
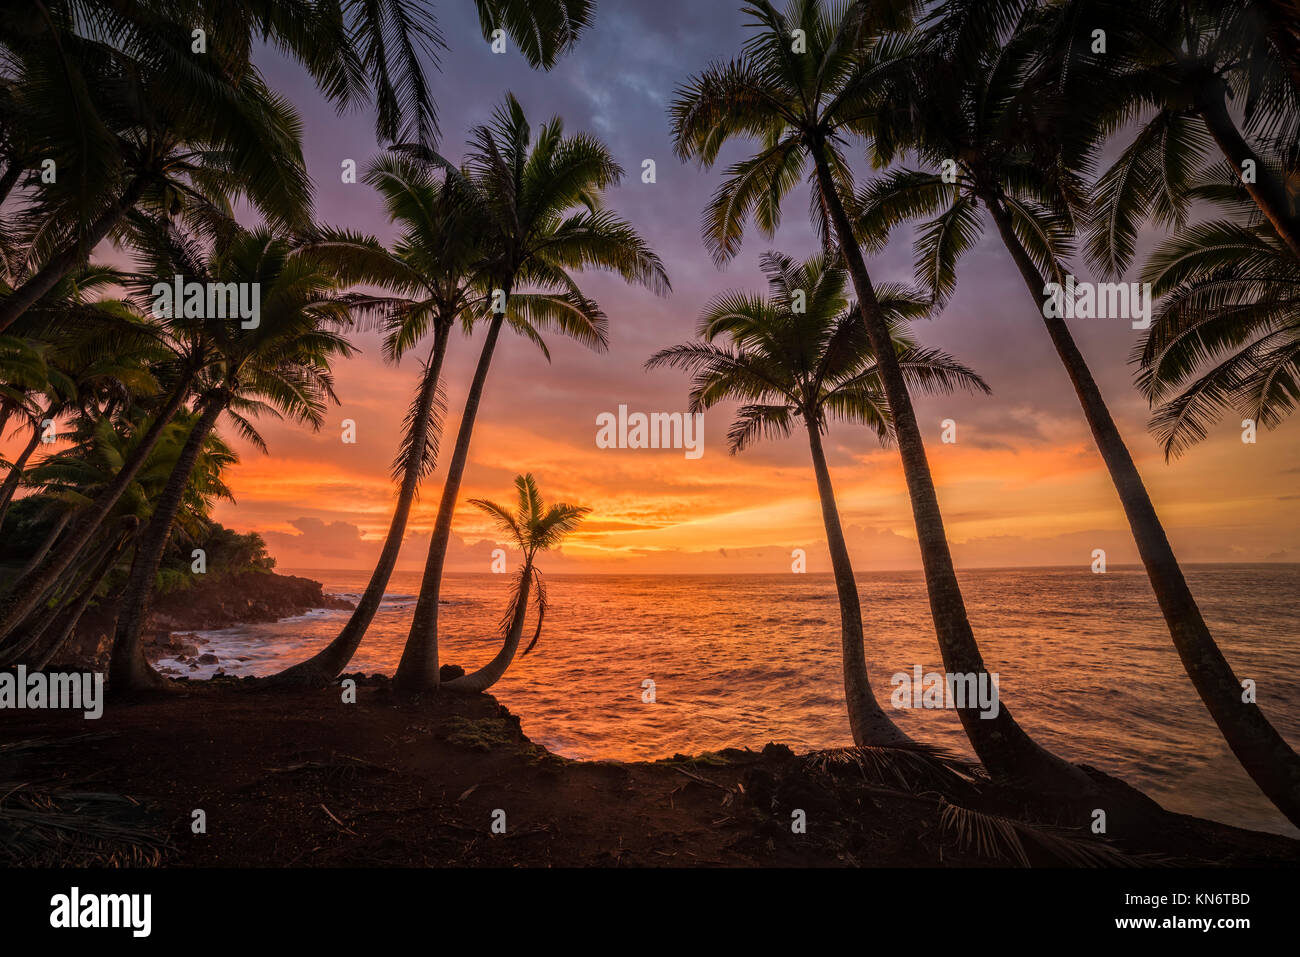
[164, 564, 1300, 837]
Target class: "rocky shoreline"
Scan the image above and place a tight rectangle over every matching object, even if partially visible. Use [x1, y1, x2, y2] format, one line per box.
[52, 571, 354, 672]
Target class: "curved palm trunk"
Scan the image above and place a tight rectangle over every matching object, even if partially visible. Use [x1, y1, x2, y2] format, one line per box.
[810, 143, 1087, 789]
[32, 584, 104, 672]
[0, 377, 191, 638]
[10, 531, 101, 637]
[806, 418, 912, 746]
[0, 175, 149, 334]
[109, 398, 224, 693]
[31, 528, 104, 610]
[1, 566, 85, 665]
[15, 509, 73, 581]
[1, 521, 110, 665]
[1195, 88, 1300, 262]
[34, 540, 128, 672]
[988, 197, 1300, 826]
[442, 560, 533, 694]
[271, 325, 452, 685]
[27, 536, 126, 671]
[395, 312, 506, 692]
[0, 428, 41, 531]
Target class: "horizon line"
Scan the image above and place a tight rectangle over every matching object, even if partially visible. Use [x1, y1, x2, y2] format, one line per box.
[279, 560, 1300, 577]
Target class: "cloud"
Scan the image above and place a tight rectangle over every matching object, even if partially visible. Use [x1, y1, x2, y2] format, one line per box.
[257, 515, 520, 573]
[263, 517, 372, 560]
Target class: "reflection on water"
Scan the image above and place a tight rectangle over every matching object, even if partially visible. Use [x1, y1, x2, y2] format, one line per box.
[168, 564, 1300, 836]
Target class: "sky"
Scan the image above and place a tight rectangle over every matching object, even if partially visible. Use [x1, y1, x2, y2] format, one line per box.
[13, 1, 1299, 574]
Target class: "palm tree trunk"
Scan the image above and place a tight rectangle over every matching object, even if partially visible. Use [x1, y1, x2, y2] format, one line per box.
[14, 508, 72, 581]
[809, 141, 1087, 789]
[0, 512, 80, 648]
[0, 427, 41, 530]
[988, 196, 1300, 826]
[8, 530, 100, 640]
[2, 523, 105, 664]
[1195, 86, 1300, 262]
[395, 311, 507, 692]
[805, 417, 912, 747]
[0, 174, 149, 334]
[0, 377, 191, 640]
[108, 397, 224, 693]
[34, 526, 105, 610]
[4, 527, 123, 667]
[442, 559, 533, 694]
[272, 324, 452, 685]
[32, 537, 128, 672]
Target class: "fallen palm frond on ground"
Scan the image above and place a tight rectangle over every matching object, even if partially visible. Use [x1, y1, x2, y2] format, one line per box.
[0, 731, 120, 756]
[803, 743, 986, 794]
[937, 799, 1156, 868]
[0, 781, 172, 867]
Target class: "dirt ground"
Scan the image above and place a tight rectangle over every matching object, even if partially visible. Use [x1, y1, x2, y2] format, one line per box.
[3, 678, 1297, 868]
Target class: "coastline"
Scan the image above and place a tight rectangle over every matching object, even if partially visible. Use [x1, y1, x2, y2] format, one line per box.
[3, 679, 1296, 868]
[148, 566, 1300, 838]
[51, 571, 354, 674]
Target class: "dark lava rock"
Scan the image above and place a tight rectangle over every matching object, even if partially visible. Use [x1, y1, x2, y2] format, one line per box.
[761, 742, 795, 763]
[54, 571, 357, 671]
[150, 572, 355, 631]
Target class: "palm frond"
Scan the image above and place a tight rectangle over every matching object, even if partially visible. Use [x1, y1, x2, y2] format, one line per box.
[938, 799, 1147, 868]
[804, 742, 986, 793]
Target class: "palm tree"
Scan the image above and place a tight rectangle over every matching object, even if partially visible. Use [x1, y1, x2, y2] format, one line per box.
[0, 415, 43, 532]
[392, 93, 670, 693]
[669, 0, 1086, 788]
[1140, 214, 1300, 451]
[28, 524, 134, 672]
[108, 228, 356, 692]
[272, 156, 496, 684]
[1065, 0, 1300, 269]
[0, 0, 596, 332]
[441, 473, 588, 693]
[11, 501, 73, 582]
[1, 408, 235, 667]
[0, 229, 213, 645]
[857, 3, 1300, 827]
[469, 0, 595, 69]
[0, 20, 314, 333]
[2, 1, 592, 151]
[1258, 0, 1300, 99]
[188, 0, 596, 142]
[0, 290, 95, 529]
[649, 251, 991, 746]
[0, 274, 159, 531]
